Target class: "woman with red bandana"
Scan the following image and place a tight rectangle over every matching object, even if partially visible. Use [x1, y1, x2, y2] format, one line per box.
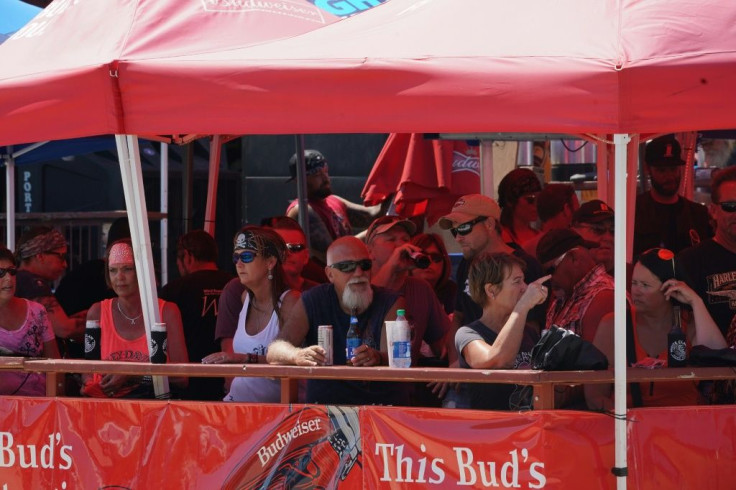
[82, 239, 188, 398]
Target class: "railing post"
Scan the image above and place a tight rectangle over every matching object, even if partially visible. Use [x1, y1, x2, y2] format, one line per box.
[280, 378, 298, 404]
[533, 383, 554, 410]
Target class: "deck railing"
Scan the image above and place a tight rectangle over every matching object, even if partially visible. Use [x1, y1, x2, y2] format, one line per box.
[3, 357, 735, 409]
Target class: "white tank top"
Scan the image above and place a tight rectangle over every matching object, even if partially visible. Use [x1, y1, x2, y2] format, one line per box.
[224, 290, 290, 403]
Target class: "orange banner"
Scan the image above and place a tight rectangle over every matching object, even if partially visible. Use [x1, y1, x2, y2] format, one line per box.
[0, 398, 734, 489]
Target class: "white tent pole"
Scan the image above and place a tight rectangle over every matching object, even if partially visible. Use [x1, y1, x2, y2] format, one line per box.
[115, 134, 170, 398]
[204, 135, 222, 236]
[613, 133, 630, 490]
[160, 142, 169, 285]
[4, 152, 15, 250]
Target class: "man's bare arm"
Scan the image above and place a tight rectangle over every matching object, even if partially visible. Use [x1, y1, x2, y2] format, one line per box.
[36, 295, 84, 339]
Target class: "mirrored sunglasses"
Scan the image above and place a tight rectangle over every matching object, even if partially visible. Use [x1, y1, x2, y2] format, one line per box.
[0, 267, 18, 279]
[328, 259, 372, 273]
[286, 243, 307, 253]
[450, 216, 487, 238]
[232, 251, 257, 264]
[717, 201, 736, 213]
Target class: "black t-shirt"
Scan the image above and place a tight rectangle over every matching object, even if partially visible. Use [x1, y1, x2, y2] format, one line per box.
[455, 319, 538, 410]
[678, 239, 736, 337]
[634, 192, 712, 257]
[160, 268, 234, 400]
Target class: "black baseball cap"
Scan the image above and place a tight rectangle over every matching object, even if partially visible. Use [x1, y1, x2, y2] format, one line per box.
[287, 149, 327, 182]
[644, 135, 686, 167]
[537, 228, 599, 265]
[573, 200, 614, 224]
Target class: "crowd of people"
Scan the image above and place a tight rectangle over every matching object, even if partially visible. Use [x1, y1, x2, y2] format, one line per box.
[2, 137, 735, 411]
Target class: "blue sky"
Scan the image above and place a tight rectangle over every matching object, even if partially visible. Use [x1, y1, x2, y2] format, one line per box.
[0, 0, 42, 35]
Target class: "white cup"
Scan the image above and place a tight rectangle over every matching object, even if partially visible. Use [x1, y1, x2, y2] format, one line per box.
[385, 320, 411, 368]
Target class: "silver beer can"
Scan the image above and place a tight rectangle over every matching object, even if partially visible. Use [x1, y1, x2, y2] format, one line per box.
[318, 325, 333, 366]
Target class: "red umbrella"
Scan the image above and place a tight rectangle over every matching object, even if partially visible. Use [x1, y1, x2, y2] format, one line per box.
[363, 133, 480, 224]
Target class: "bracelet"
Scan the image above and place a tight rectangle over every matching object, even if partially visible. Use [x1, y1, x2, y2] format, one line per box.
[246, 353, 259, 364]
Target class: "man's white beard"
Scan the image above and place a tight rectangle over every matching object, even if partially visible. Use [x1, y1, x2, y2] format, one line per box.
[341, 278, 374, 314]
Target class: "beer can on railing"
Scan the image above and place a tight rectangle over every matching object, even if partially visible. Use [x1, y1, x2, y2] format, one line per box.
[318, 325, 333, 366]
[150, 322, 168, 364]
[84, 320, 101, 360]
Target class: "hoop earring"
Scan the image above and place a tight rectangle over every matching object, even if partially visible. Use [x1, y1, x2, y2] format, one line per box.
[268, 269, 273, 280]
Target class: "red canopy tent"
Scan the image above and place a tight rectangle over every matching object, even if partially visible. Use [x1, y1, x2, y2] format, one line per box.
[0, 0, 335, 145]
[2, 0, 736, 485]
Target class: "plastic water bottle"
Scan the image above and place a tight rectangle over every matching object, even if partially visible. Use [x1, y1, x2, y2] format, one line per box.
[393, 309, 412, 368]
[345, 315, 361, 365]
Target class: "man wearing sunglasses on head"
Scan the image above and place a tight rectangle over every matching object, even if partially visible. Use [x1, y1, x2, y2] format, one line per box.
[268, 236, 409, 406]
[679, 166, 736, 340]
[364, 216, 453, 403]
[438, 195, 544, 356]
[14, 226, 85, 341]
[634, 135, 712, 258]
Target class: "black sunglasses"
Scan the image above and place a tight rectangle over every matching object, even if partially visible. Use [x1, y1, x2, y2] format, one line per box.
[329, 259, 372, 273]
[0, 267, 18, 279]
[450, 216, 487, 238]
[717, 201, 736, 213]
[232, 251, 257, 264]
[428, 252, 444, 264]
[286, 243, 306, 253]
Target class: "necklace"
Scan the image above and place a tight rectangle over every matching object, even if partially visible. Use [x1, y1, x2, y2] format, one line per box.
[117, 300, 142, 324]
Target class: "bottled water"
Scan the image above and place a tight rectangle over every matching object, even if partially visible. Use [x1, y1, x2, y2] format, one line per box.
[345, 315, 361, 365]
[393, 309, 412, 368]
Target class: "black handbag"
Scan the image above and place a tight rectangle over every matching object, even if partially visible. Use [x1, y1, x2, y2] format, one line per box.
[531, 325, 609, 371]
[689, 345, 736, 367]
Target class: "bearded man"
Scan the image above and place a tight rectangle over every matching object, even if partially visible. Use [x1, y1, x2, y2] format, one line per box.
[267, 236, 407, 406]
[634, 135, 712, 257]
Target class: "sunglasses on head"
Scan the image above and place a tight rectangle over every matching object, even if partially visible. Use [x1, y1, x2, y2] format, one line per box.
[450, 216, 487, 238]
[578, 223, 614, 236]
[717, 201, 736, 213]
[0, 267, 18, 279]
[329, 259, 372, 273]
[232, 251, 257, 264]
[286, 243, 306, 253]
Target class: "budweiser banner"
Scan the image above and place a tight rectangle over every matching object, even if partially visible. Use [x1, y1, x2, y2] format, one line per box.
[0, 397, 734, 488]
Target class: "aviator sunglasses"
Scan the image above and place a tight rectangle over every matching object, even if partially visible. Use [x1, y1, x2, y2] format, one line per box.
[232, 251, 257, 264]
[0, 267, 18, 279]
[328, 259, 372, 273]
[450, 216, 487, 238]
[716, 201, 736, 213]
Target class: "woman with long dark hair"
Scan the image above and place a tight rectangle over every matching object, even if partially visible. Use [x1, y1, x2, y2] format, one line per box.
[203, 227, 300, 403]
[410, 232, 457, 315]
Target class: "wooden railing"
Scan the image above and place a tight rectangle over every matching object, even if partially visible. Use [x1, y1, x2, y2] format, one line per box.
[3, 357, 736, 409]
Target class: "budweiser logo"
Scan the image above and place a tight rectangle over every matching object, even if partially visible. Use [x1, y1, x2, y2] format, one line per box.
[201, 0, 328, 23]
[451, 151, 480, 176]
